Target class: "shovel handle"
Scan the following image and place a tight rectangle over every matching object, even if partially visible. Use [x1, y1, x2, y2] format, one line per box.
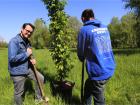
[81, 61, 84, 104]
[30, 55, 45, 98]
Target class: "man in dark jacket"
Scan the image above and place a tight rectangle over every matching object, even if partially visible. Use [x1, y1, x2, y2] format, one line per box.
[8, 23, 44, 105]
[77, 9, 116, 105]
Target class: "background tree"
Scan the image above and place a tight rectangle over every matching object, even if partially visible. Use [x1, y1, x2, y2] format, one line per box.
[123, 0, 140, 47]
[0, 36, 7, 48]
[0, 41, 7, 48]
[67, 16, 82, 48]
[108, 17, 122, 48]
[31, 18, 50, 49]
[108, 13, 137, 48]
[42, 0, 73, 81]
[120, 13, 137, 48]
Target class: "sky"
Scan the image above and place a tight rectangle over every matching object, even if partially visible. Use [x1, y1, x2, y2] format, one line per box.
[0, 0, 129, 42]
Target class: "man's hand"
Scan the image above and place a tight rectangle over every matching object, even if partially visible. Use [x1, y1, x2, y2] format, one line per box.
[30, 58, 36, 65]
[27, 47, 32, 56]
[27, 47, 36, 65]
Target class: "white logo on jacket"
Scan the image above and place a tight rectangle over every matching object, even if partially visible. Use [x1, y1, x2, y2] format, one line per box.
[92, 28, 107, 34]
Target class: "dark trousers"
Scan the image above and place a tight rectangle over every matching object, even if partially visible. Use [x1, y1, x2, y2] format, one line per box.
[84, 78, 109, 105]
[11, 68, 44, 105]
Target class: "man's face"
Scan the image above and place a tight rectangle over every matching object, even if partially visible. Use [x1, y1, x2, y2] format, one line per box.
[21, 25, 33, 39]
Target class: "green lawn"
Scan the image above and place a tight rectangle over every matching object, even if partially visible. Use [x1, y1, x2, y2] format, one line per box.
[0, 48, 140, 105]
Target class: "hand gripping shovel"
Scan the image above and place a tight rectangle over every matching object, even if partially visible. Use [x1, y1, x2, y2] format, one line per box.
[81, 61, 85, 104]
[31, 56, 49, 105]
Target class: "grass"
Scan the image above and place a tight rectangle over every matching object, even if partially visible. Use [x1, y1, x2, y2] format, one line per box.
[106, 53, 140, 105]
[0, 48, 140, 105]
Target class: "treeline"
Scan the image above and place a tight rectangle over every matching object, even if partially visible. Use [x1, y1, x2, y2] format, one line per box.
[30, 17, 82, 49]
[0, 41, 7, 48]
[108, 12, 137, 48]
[31, 13, 140, 49]
[108, 0, 140, 48]
[1, 14, 139, 49]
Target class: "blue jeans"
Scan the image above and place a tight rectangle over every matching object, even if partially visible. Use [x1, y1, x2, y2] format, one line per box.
[84, 78, 109, 105]
[11, 68, 44, 105]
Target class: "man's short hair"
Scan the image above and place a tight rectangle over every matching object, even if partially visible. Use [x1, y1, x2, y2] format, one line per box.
[22, 23, 35, 30]
[81, 9, 94, 21]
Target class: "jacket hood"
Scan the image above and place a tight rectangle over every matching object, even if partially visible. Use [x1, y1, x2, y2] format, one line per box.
[84, 19, 101, 27]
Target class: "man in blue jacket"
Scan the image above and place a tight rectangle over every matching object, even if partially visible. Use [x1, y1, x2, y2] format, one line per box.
[77, 9, 116, 105]
[8, 23, 44, 105]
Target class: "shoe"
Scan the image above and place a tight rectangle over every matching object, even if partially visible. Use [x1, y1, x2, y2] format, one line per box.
[44, 97, 49, 102]
[35, 98, 44, 104]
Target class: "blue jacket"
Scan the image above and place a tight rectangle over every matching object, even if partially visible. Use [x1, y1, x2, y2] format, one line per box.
[8, 34, 31, 75]
[77, 19, 116, 80]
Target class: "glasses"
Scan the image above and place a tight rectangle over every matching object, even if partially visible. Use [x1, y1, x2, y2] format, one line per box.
[24, 29, 33, 34]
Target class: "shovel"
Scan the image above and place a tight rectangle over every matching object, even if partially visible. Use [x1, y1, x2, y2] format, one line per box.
[31, 56, 49, 105]
[81, 61, 85, 104]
